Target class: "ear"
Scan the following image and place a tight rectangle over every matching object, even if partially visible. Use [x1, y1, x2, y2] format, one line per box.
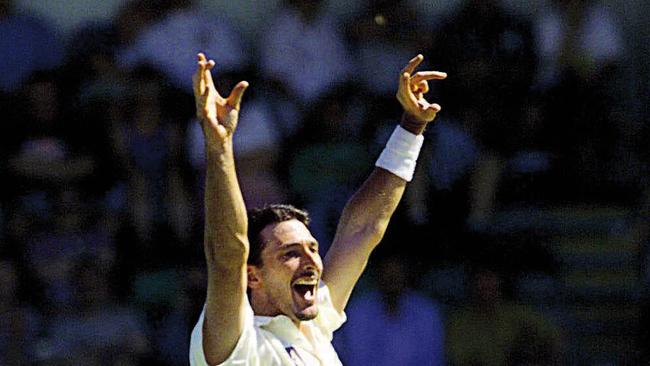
[247, 265, 262, 289]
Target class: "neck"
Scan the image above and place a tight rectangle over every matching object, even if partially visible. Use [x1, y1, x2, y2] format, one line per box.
[250, 290, 291, 320]
[298, 321, 315, 343]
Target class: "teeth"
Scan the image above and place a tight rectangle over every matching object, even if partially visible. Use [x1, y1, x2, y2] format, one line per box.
[294, 279, 318, 286]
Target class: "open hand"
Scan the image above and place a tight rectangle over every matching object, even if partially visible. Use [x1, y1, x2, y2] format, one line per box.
[192, 53, 249, 146]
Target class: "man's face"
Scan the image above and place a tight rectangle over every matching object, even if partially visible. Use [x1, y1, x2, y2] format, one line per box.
[249, 219, 323, 322]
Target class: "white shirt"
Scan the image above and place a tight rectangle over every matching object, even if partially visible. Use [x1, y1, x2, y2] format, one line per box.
[190, 284, 346, 366]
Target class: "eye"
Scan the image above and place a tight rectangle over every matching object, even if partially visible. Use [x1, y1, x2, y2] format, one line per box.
[283, 250, 300, 259]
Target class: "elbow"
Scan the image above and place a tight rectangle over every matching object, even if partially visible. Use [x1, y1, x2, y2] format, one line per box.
[204, 234, 249, 269]
[369, 222, 389, 246]
[356, 221, 389, 249]
[336, 210, 391, 250]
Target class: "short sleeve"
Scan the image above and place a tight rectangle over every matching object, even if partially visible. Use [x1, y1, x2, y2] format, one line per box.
[314, 283, 347, 340]
[189, 297, 257, 366]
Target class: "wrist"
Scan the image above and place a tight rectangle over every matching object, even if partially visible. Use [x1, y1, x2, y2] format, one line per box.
[400, 112, 428, 135]
[375, 125, 424, 182]
[204, 136, 233, 156]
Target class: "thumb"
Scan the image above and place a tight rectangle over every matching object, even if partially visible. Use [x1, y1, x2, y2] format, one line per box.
[227, 81, 249, 110]
[428, 103, 442, 113]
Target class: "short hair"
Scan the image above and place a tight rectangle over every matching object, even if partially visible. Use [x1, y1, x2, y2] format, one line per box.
[247, 204, 310, 266]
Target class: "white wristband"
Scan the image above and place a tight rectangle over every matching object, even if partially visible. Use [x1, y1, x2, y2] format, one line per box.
[375, 125, 424, 182]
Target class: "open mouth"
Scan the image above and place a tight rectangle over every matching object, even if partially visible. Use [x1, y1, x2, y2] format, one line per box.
[292, 278, 318, 303]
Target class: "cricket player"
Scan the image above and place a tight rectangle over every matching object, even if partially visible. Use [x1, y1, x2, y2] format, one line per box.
[190, 52, 446, 365]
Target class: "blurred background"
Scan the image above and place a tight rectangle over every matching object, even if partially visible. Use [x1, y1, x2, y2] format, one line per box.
[0, 0, 649, 364]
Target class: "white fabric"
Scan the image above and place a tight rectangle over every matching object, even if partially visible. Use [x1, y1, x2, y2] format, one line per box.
[375, 125, 424, 182]
[190, 284, 346, 366]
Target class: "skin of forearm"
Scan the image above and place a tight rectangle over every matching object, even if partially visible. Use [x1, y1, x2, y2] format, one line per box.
[325, 168, 407, 312]
[335, 168, 407, 250]
[335, 112, 426, 250]
[203, 142, 249, 268]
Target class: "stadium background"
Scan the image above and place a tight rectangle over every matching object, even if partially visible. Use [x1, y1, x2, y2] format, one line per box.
[1, 0, 649, 364]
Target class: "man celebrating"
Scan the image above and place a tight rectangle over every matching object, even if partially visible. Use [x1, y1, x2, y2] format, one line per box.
[189, 52, 446, 365]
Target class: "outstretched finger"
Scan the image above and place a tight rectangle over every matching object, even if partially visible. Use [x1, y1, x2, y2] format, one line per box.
[400, 54, 424, 76]
[202, 60, 217, 98]
[227, 81, 249, 110]
[411, 71, 447, 84]
[193, 53, 208, 97]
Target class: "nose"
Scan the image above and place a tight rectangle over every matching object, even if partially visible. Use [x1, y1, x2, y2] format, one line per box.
[301, 248, 320, 271]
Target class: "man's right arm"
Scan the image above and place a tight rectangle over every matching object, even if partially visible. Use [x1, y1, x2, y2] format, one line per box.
[193, 53, 250, 365]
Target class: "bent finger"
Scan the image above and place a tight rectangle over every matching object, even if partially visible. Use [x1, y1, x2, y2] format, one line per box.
[428, 103, 442, 113]
[399, 72, 419, 106]
[227, 81, 249, 110]
[411, 80, 429, 95]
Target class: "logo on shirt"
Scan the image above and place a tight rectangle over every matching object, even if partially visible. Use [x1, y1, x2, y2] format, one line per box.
[285, 346, 307, 366]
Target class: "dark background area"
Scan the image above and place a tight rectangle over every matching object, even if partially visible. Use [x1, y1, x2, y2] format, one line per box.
[1, 0, 648, 364]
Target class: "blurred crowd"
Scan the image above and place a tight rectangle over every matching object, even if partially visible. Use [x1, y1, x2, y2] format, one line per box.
[1, 0, 648, 364]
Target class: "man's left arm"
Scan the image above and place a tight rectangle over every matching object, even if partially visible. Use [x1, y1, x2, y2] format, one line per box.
[323, 54, 447, 313]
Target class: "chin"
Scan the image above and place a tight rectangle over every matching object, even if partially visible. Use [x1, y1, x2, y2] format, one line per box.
[295, 305, 319, 321]
[296, 310, 319, 321]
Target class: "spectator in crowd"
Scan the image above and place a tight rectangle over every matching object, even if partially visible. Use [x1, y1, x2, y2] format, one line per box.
[118, 0, 247, 92]
[114, 0, 173, 48]
[134, 267, 206, 365]
[287, 88, 373, 248]
[5, 71, 98, 202]
[447, 263, 562, 366]
[433, 0, 536, 155]
[0, 259, 41, 366]
[637, 180, 650, 363]
[110, 66, 194, 245]
[427, 0, 539, 228]
[334, 251, 445, 366]
[24, 189, 113, 316]
[346, 0, 431, 97]
[532, 0, 632, 202]
[40, 255, 149, 364]
[0, 0, 64, 93]
[402, 113, 479, 237]
[258, 0, 353, 104]
[532, 0, 624, 90]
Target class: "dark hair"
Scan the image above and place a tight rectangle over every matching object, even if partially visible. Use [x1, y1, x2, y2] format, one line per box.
[247, 204, 310, 266]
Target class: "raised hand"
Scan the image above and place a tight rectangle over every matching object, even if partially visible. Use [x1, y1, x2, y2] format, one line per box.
[396, 54, 447, 134]
[192, 53, 249, 147]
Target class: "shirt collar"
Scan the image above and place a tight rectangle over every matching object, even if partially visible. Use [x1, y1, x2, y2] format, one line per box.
[254, 313, 314, 352]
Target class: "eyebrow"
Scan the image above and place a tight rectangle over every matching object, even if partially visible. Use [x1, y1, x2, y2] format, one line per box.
[278, 240, 319, 250]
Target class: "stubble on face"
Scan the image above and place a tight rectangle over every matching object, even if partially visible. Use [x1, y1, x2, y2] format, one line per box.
[254, 219, 323, 323]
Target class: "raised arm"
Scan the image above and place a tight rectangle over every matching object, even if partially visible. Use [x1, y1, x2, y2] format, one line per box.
[323, 55, 446, 313]
[193, 53, 250, 364]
